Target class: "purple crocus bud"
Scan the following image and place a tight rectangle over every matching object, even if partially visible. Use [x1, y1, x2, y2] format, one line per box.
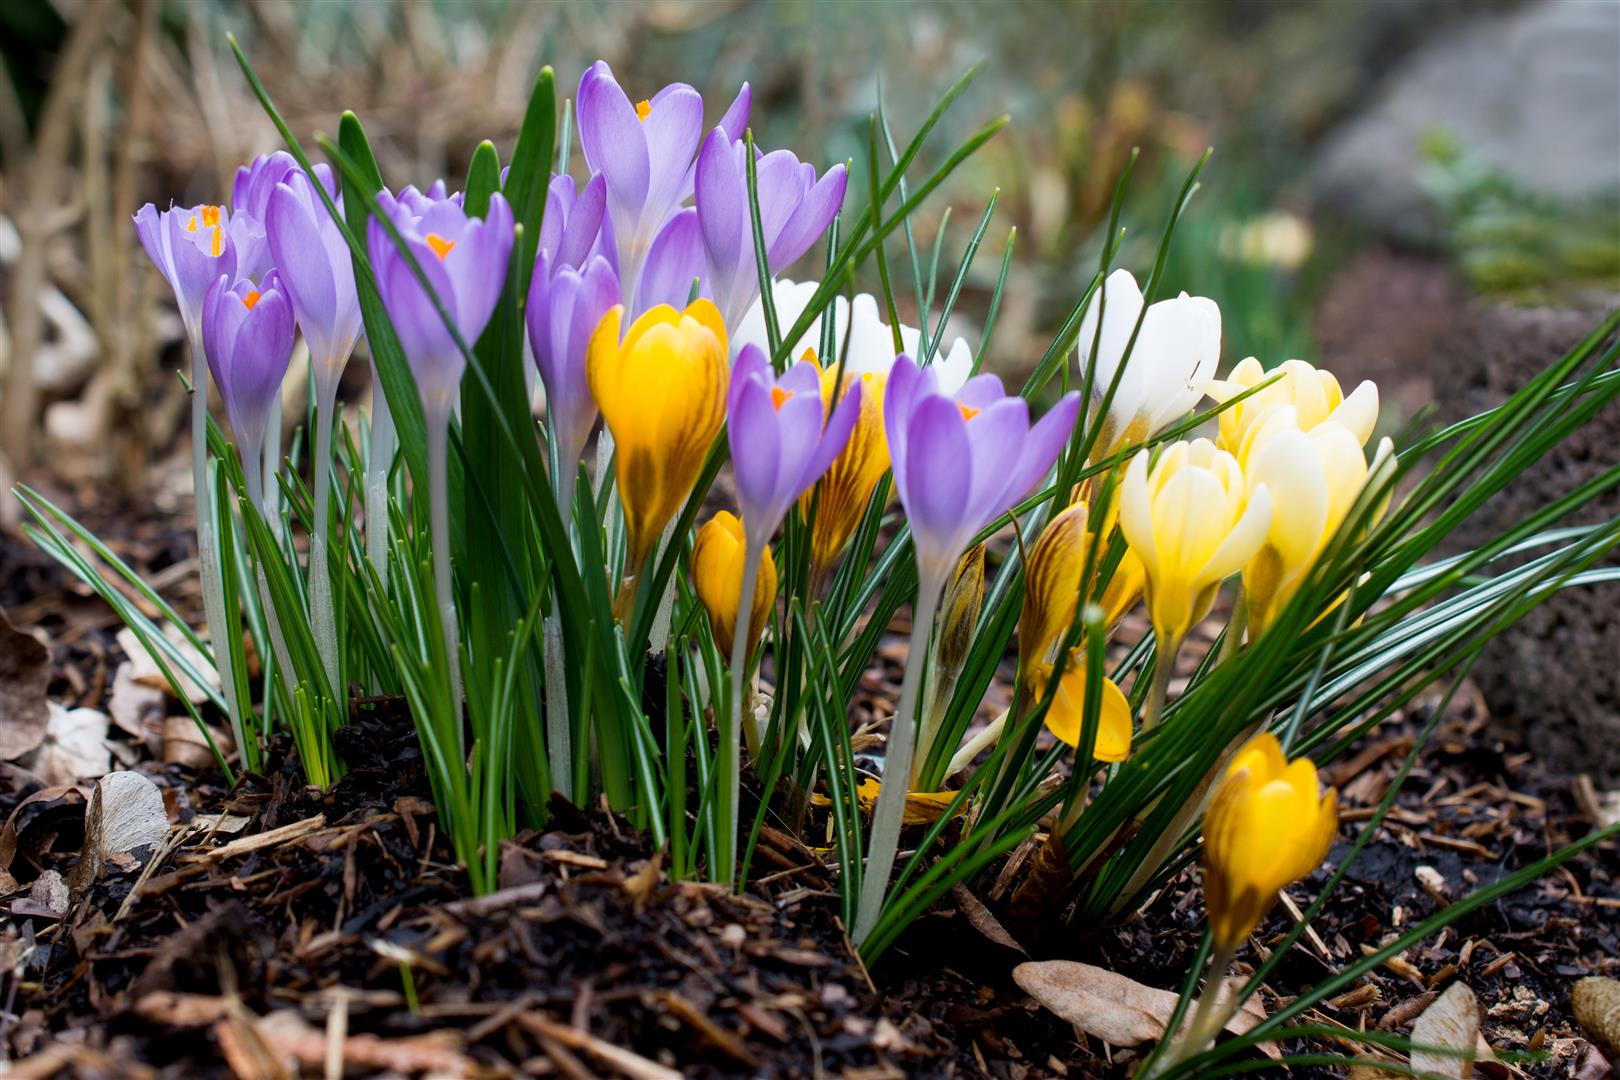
[528, 252, 620, 490]
[885, 354, 1081, 581]
[538, 172, 614, 275]
[726, 343, 862, 543]
[230, 152, 302, 279]
[133, 202, 238, 344]
[633, 208, 705, 318]
[201, 270, 296, 457]
[694, 129, 847, 331]
[366, 187, 514, 417]
[266, 170, 360, 388]
[576, 61, 750, 293]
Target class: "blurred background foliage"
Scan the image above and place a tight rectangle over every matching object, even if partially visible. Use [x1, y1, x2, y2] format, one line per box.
[0, 0, 1615, 502]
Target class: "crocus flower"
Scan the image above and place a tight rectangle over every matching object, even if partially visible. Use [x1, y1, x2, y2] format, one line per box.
[1018, 500, 1144, 685]
[855, 356, 1079, 943]
[632, 207, 704, 318]
[1206, 357, 1379, 457]
[1118, 439, 1272, 659]
[201, 271, 295, 470]
[1076, 268, 1222, 458]
[231, 152, 306, 280]
[694, 132, 847, 329]
[692, 511, 777, 661]
[133, 202, 238, 344]
[577, 61, 749, 293]
[737, 280, 975, 392]
[366, 187, 515, 418]
[1239, 414, 1395, 636]
[266, 168, 359, 389]
[1039, 654, 1132, 763]
[727, 343, 861, 545]
[885, 356, 1081, 585]
[586, 299, 729, 578]
[528, 173, 621, 492]
[1202, 732, 1337, 949]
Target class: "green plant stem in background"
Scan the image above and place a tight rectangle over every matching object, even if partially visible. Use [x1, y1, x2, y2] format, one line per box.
[237, 436, 301, 778]
[718, 536, 765, 888]
[309, 376, 342, 700]
[854, 568, 944, 941]
[1147, 938, 1239, 1079]
[544, 480, 573, 802]
[365, 368, 395, 592]
[424, 410, 463, 721]
[187, 335, 248, 765]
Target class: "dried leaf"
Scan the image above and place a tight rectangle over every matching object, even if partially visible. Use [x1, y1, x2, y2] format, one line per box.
[27, 869, 68, 916]
[107, 662, 166, 746]
[1573, 977, 1620, 1059]
[1409, 982, 1482, 1078]
[96, 772, 169, 858]
[32, 703, 111, 784]
[0, 608, 51, 760]
[116, 625, 217, 704]
[951, 884, 1027, 955]
[1013, 960, 1275, 1055]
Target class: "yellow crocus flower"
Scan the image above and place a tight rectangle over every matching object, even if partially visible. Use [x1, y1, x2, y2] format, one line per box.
[1018, 501, 1144, 682]
[1037, 653, 1133, 762]
[1202, 733, 1337, 948]
[1239, 413, 1396, 636]
[802, 367, 889, 580]
[1206, 357, 1378, 455]
[691, 511, 777, 662]
[1118, 439, 1272, 653]
[588, 301, 729, 576]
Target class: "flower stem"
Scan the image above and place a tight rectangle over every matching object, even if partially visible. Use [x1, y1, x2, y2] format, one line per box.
[365, 369, 396, 595]
[425, 413, 462, 729]
[309, 378, 341, 701]
[853, 569, 943, 943]
[1141, 631, 1181, 732]
[718, 536, 763, 889]
[188, 332, 248, 768]
[544, 476, 573, 801]
[1146, 939, 1239, 1078]
[242, 442, 302, 779]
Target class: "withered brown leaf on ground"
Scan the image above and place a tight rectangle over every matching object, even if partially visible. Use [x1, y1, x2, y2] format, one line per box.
[0, 607, 51, 760]
[1573, 977, 1620, 1060]
[33, 703, 112, 784]
[1409, 981, 1484, 1078]
[1013, 960, 1275, 1056]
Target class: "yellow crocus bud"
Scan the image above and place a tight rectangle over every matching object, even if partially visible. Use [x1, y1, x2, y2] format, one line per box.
[1202, 733, 1337, 949]
[803, 369, 889, 579]
[1240, 413, 1397, 636]
[1018, 502, 1144, 683]
[1206, 357, 1379, 455]
[1118, 440, 1272, 652]
[692, 511, 777, 663]
[937, 543, 986, 679]
[588, 301, 729, 575]
[1037, 653, 1133, 762]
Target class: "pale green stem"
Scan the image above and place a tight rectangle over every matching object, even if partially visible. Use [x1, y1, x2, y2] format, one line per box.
[1141, 631, 1182, 732]
[365, 369, 395, 591]
[1218, 591, 1248, 665]
[241, 442, 301, 776]
[425, 411, 463, 727]
[647, 518, 680, 655]
[945, 705, 1009, 780]
[853, 568, 944, 943]
[309, 376, 341, 701]
[262, 394, 282, 519]
[1145, 939, 1239, 1078]
[188, 329, 248, 765]
[543, 476, 574, 801]
[718, 534, 763, 888]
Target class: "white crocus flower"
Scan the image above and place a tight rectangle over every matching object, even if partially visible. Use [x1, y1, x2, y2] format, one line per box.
[1076, 267, 1222, 457]
[734, 278, 973, 394]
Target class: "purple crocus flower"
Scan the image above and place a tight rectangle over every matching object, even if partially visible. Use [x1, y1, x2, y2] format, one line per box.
[133, 202, 238, 344]
[633, 208, 705, 317]
[366, 186, 514, 417]
[266, 169, 359, 385]
[694, 129, 847, 331]
[528, 173, 621, 490]
[231, 152, 303, 279]
[201, 271, 295, 461]
[885, 355, 1081, 582]
[727, 342, 862, 543]
[576, 60, 749, 294]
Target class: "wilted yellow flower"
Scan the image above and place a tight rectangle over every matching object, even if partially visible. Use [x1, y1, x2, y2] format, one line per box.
[854, 778, 964, 825]
[1019, 501, 1145, 683]
[1118, 440, 1272, 651]
[803, 368, 889, 579]
[588, 300, 729, 575]
[1240, 416, 1396, 636]
[1202, 733, 1337, 948]
[937, 544, 986, 678]
[1206, 357, 1378, 457]
[1036, 654, 1133, 762]
[692, 511, 777, 662]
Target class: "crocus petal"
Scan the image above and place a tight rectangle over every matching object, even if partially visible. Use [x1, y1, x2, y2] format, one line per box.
[578, 62, 650, 231]
[767, 163, 847, 269]
[903, 394, 973, 563]
[634, 208, 705, 318]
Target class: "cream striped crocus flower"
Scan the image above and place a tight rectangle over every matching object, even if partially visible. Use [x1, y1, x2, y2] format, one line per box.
[1206, 356, 1378, 456]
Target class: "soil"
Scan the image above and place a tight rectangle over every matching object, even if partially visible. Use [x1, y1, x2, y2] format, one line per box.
[2, 492, 1618, 1079]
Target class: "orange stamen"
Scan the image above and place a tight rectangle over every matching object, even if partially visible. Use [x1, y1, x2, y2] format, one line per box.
[426, 233, 455, 260]
[636, 99, 653, 121]
[201, 205, 221, 228]
[241, 289, 262, 311]
[959, 403, 981, 422]
[771, 386, 794, 411]
[210, 226, 223, 258]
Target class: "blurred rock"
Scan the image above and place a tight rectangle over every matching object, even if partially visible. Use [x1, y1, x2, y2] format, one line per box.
[1314, 0, 1620, 243]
